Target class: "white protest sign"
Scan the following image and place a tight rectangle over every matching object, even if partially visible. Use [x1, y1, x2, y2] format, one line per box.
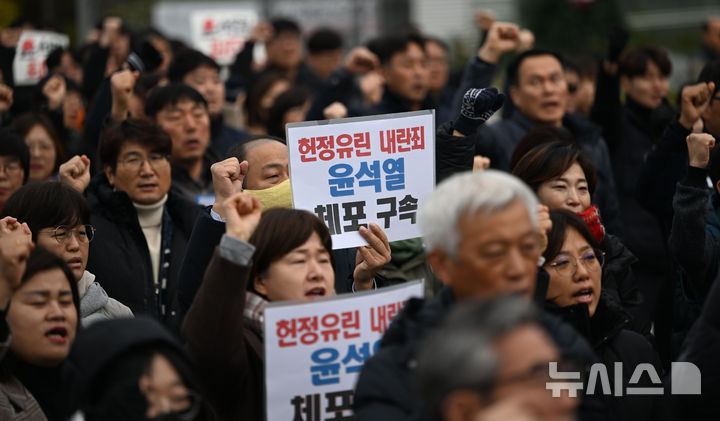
[264, 281, 424, 421]
[287, 111, 436, 249]
[189, 9, 258, 66]
[12, 30, 69, 86]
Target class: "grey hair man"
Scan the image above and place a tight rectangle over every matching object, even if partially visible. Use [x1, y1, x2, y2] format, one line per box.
[353, 170, 600, 420]
[416, 296, 577, 421]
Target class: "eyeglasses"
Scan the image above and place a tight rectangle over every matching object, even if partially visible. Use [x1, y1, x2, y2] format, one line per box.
[42, 225, 95, 245]
[547, 248, 604, 277]
[117, 153, 169, 172]
[0, 161, 22, 175]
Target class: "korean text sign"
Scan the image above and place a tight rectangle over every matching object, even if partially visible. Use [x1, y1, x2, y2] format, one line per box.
[264, 281, 424, 421]
[287, 111, 435, 249]
[13, 31, 69, 86]
[190, 9, 258, 65]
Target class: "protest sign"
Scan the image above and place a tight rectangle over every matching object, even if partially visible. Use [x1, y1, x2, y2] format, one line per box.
[264, 281, 424, 421]
[13, 30, 69, 86]
[189, 9, 258, 66]
[287, 110, 435, 249]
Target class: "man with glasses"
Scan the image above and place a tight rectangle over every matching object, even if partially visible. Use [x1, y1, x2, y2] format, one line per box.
[354, 170, 605, 420]
[84, 118, 202, 335]
[0, 128, 29, 211]
[1, 182, 133, 326]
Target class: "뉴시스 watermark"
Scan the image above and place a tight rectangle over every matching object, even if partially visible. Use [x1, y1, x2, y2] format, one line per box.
[546, 361, 701, 397]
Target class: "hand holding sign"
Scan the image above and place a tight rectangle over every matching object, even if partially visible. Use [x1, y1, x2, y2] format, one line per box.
[686, 133, 715, 169]
[211, 157, 248, 219]
[353, 223, 392, 291]
[0, 84, 13, 114]
[223, 192, 262, 242]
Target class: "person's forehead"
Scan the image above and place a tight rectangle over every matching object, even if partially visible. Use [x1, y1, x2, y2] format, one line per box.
[519, 55, 563, 78]
[460, 201, 534, 242]
[247, 142, 288, 165]
[0, 154, 20, 163]
[495, 325, 559, 372]
[160, 98, 207, 114]
[185, 65, 219, 80]
[391, 42, 426, 62]
[118, 141, 153, 156]
[425, 40, 446, 57]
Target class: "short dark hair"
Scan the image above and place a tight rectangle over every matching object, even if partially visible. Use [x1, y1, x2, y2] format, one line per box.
[307, 28, 343, 54]
[563, 54, 597, 81]
[167, 48, 220, 83]
[618, 46, 671, 78]
[266, 86, 311, 139]
[247, 208, 335, 298]
[99, 119, 172, 172]
[368, 33, 426, 66]
[132, 73, 163, 101]
[543, 209, 602, 264]
[271, 18, 301, 37]
[12, 112, 66, 173]
[21, 246, 81, 322]
[1, 182, 91, 242]
[510, 126, 576, 171]
[144, 83, 208, 119]
[0, 127, 30, 183]
[506, 49, 565, 88]
[511, 139, 597, 196]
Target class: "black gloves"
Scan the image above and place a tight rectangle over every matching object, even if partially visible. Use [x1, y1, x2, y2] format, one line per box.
[454, 87, 505, 135]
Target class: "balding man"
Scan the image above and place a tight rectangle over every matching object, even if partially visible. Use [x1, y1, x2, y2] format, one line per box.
[177, 135, 391, 313]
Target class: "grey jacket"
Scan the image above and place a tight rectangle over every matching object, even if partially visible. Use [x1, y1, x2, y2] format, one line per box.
[78, 271, 134, 327]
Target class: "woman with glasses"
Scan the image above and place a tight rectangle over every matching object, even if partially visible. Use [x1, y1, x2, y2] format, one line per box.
[542, 209, 666, 420]
[1, 182, 132, 326]
[511, 133, 646, 335]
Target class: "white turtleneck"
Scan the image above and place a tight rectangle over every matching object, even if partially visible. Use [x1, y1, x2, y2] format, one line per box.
[133, 194, 168, 286]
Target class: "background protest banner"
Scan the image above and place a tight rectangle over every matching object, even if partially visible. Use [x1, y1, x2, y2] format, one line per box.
[12, 30, 70, 86]
[287, 110, 435, 250]
[190, 9, 258, 66]
[264, 281, 424, 421]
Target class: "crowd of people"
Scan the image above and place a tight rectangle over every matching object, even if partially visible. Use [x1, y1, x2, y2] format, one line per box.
[0, 8, 719, 421]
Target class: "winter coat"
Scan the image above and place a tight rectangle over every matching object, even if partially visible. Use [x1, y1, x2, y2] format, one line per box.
[0, 314, 47, 421]
[210, 114, 251, 158]
[86, 173, 203, 336]
[545, 296, 668, 421]
[669, 167, 720, 299]
[601, 234, 646, 334]
[672, 255, 720, 418]
[182, 236, 264, 421]
[77, 271, 133, 327]
[353, 284, 608, 421]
